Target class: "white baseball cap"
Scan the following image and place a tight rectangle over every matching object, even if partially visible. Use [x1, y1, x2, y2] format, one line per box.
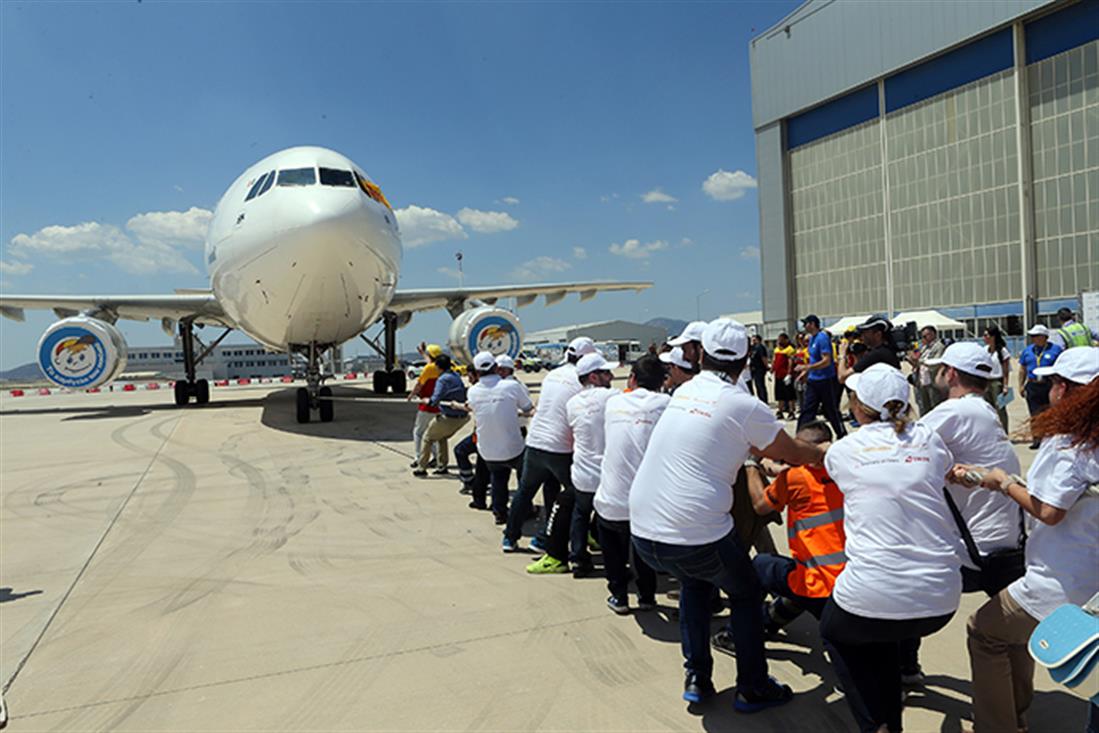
[1028, 324, 1050, 336]
[659, 347, 692, 370]
[494, 354, 515, 370]
[576, 352, 619, 377]
[926, 342, 998, 379]
[846, 363, 910, 417]
[1034, 346, 1099, 384]
[668, 321, 707, 346]
[473, 351, 497, 372]
[701, 318, 748, 362]
[565, 336, 598, 360]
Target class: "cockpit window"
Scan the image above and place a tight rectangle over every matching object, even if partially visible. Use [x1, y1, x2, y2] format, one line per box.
[355, 171, 392, 209]
[257, 169, 276, 196]
[244, 171, 269, 201]
[319, 168, 355, 187]
[277, 168, 316, 187]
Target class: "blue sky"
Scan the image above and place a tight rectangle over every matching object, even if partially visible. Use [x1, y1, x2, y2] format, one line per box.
[0, 0, 798, 369]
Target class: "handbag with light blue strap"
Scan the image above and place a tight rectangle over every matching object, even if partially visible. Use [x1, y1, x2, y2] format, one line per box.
[1029, 593, 1099, 704]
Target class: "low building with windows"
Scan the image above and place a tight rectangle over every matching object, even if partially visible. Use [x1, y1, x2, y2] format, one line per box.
[525, 320, 668, 362]
[122, 343, 294, 381]
[752, 0, 1098, 338]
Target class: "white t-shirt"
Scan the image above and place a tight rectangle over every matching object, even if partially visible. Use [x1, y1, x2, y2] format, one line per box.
[466, 374, 533, 462]
[595, 388, 671, 521]
[1008, 436, 1099, 620]
[989, 346, 1011, 379]
[825, 421, 962, 620]
[629, 371, 784, 545]
[920, 393, 1023, 566]
[525, 363, 581, 454]
[566, 386, 620, 492]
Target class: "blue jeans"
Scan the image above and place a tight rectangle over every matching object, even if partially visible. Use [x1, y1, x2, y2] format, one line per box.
[798, 378, 847, 438]
[633, 531, 769, 690]
[569, 490, 596, 565]
[752, 553, 827, 619]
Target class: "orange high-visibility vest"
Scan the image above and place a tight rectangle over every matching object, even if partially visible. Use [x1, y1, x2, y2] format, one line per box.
[764, 465, 846, 599]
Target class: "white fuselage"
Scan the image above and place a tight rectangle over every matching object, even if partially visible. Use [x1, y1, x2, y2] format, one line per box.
[206, 146, 402, 352]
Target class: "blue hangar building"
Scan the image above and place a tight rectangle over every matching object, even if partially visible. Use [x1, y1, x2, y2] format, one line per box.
[751, 0, 1099, 337]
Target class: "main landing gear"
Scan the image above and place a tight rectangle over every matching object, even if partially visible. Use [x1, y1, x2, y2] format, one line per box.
[174, 319, 230, 407]
[363, 311, 407, 395]
[295, 342, 335, 424]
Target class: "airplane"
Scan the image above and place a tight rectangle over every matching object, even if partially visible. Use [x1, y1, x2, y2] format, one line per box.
[0, 146, 650, 423]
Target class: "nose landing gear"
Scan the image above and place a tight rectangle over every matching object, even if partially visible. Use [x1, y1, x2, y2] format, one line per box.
[295, 342, 335, 424]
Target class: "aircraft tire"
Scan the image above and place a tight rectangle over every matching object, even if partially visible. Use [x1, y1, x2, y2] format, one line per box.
[174, 380, 191, 407]
[372, 370, 390, 394]
[390, 370, 407, 394]
[318, 386, 334, 422]
[194, 379, 210, 405]
[295, 387, 311, 424]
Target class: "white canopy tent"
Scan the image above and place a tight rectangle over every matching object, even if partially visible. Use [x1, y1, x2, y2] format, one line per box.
[892, 309, 966, 331]
[825, 315, 872, 333]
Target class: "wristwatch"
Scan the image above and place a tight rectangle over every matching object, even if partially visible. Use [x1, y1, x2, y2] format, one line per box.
[1000, 473, 1027, 493]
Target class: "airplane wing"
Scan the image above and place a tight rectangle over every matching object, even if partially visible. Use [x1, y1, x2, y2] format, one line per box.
[388, 281, 652, 318]
[0, 291, 233, 327]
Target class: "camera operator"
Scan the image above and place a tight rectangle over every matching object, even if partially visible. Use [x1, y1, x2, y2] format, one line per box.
[838, 315, 901, 386]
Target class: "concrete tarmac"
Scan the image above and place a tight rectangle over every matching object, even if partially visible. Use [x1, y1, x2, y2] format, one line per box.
[0, 378, 1087, 732]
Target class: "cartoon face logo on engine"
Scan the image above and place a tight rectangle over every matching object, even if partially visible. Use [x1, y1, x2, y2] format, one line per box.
[52, 335, 98, 377]
[39, 327, 110, 388]
[469, 318, 521, 358]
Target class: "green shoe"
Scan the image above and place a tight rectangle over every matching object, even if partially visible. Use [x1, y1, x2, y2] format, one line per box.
[526, 554, 568, 574]
[587, 532, 601, 552]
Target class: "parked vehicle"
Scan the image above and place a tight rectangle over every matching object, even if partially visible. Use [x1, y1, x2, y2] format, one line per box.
[515, 351, 547, 373]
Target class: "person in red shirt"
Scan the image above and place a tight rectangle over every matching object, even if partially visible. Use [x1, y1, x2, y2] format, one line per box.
[772, 333, 797, 420]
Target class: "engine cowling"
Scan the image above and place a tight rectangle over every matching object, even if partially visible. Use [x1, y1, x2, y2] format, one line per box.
[447, 306, 523, 366]
[37, 316, 128, 390]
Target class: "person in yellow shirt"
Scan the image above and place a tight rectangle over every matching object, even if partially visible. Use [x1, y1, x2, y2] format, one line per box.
[772, 333, 797, 420]
[408, 343, 443, 467]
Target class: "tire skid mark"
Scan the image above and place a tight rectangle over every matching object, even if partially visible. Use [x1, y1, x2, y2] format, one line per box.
[3, 412, 186, 708]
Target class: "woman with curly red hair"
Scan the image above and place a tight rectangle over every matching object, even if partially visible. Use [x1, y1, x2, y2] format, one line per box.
[951, 347, 1099, 733]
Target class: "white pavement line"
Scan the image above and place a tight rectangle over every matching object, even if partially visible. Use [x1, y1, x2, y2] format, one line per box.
[1, 413, 184, 696]
[13, 611, 610, 720]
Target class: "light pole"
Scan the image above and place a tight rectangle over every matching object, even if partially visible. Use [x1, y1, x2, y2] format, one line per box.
[696, 289, 710, 321]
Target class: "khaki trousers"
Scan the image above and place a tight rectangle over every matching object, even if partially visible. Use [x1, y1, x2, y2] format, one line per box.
[967, 588, 1039, 733]
[419, 415, 469, 469]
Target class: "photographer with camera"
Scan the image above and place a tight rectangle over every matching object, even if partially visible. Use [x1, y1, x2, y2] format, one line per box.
[837, 315, 902, 387]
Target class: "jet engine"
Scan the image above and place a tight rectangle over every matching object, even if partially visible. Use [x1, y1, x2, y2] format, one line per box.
[37, 316, 128, 390]
[447, 306, 523, 365]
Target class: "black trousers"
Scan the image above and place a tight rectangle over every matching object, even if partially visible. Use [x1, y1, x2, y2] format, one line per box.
[1025, 381, 1051, 417]
[503, 447, 569, 543]
[798, 378, 847, 438]
[484, 452, 524, 522]
[821, 600, 953, 733]
[750, 369, 768, 403]
[597, 515, 656, 603]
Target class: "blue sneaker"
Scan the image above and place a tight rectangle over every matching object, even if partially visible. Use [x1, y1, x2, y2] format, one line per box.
[733, 677, 793, 713]
[683, 671, 716, 703]
[529, 536, 547, 554]
[502, 537, 519, 553]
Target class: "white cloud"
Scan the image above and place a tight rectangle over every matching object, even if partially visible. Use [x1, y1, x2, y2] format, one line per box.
[456, 208, 519, 234]
[572, 246, 588, 260]
[680, 237, 694, 247]
[436, 266, 462, 280]
[702, 169, 758, 201]
[608, 239, 669, 260]
[0, 259, 33, 276]
[394, 205, 467, 248]
[126, 206, 212, 250]
[641, 188, 678, 204]
[499, 196, 521, 206]
[510, 256, 571, 282]
[739, 246, 761, 260]
[8, 208, 211, 275]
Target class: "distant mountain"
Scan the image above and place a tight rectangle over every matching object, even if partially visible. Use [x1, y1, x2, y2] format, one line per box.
[645, 317, 688, 338]
[0, 362, 42, 382]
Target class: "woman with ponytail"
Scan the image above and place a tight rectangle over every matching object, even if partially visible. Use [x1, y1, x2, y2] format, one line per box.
[951, 347, 1099, 733]
[820, 364, 962, 733]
